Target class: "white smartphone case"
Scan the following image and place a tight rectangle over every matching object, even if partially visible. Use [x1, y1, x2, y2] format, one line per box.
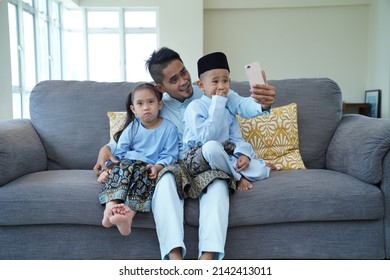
[245, 62, 265, 85]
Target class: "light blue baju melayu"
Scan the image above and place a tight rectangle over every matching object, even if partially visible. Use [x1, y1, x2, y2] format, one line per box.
[183, 94, 270, 182]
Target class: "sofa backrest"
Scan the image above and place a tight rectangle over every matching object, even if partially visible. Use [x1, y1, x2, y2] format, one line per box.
[30, 78, 342, 170]
[230, 78, 342, 169]
[30, 80, 139, 170]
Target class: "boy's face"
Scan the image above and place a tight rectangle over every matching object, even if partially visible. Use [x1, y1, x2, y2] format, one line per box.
[155, 59, 193, 103]
[197, 69, 230, 98]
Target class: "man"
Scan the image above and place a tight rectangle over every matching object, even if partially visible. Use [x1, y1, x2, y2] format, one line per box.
[93, 47, 276, 260]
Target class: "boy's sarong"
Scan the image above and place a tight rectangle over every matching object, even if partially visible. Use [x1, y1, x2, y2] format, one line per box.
[158, 160, 236, 199]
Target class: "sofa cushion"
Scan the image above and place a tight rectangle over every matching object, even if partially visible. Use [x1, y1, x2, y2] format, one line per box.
[109, 106, 306, 170]
[29, 81, 139, 170]
[327, 114, 390, 184]
[0, 170, 156, 229]
[184, 169, 383, 227]
[237, 103, 306, 170]
[29, 79, 341, 170]
[107, 111, 127, 140]
[230, 78, 342, 169]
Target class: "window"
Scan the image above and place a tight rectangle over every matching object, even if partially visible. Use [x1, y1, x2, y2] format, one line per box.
[8, 3, 21, 118]
[8, 1, 158, 118]
[62, 8, 158, 82]
[8, 0, 62, 118]
[62, 9, 85, 80]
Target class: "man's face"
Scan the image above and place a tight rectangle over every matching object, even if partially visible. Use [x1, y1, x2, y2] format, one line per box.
[156, 59, 193, 102]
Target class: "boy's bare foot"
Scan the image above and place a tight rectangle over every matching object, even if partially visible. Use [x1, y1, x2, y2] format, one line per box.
[102, 201, 117, 228]
[109, 204, 136, 236]
[266, 162, 278, 172]
[237, 177, 253, 191]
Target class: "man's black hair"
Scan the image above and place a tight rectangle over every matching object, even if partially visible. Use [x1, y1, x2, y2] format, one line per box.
[145, 47, 183, 84]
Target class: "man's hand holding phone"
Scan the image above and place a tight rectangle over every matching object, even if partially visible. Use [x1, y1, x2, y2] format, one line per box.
[244, 61, 276, 110]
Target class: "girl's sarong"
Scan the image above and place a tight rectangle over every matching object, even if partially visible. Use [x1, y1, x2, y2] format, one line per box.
[98, 159, 154, 212]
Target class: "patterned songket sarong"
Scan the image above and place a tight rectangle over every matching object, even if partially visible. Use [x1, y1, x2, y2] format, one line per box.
[99, 159, 155, 212]
[158, 160, 236, 200]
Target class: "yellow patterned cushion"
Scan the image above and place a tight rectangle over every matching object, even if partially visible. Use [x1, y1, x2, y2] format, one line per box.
[107, 111, 127, 140]
[236, 103, 306, 170]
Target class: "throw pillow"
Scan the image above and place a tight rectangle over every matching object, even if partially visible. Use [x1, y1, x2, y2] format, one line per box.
[107, 111, 127, 140]
[236, 103, 306, 170]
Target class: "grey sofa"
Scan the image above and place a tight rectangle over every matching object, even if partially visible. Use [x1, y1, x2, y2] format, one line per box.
[0, 78, 389, 260]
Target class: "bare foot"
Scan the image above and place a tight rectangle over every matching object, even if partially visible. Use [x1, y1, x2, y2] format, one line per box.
[199, 252, 215, 260]
[109, 204, 136, 236]
[237, 177, 253, 191]
[266, 162, 278, 172]
[169, 248, 183, 260]
[102, 201, 117, 228]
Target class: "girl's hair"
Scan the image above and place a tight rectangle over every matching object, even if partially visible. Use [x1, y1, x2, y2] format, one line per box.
[113, 83, 163, 142]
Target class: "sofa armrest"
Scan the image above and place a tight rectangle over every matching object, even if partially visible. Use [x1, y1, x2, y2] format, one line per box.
[326, 114, 390, 184]
[380, 151, 390, 259]
[0, 119, 47, 186]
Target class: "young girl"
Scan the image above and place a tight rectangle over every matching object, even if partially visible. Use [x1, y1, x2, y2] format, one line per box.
[98, 83, 179, 236]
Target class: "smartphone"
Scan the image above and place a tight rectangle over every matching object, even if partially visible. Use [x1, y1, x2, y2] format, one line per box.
[245, 62, 265, 85]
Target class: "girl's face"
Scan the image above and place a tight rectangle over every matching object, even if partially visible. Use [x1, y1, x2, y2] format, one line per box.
[130, 88, 162, 128]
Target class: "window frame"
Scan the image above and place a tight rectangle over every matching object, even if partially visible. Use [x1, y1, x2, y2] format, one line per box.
[8, 0, 158, 119]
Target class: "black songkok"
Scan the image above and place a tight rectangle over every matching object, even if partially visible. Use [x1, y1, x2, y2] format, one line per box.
[197, 52, 230, 78]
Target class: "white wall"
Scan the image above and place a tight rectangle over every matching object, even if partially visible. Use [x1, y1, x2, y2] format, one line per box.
[203, 2, 370, 106]
[367, 0, 390, 118]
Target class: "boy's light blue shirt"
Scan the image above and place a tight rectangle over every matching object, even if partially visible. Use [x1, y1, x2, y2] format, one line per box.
[183, 95, 255, 159]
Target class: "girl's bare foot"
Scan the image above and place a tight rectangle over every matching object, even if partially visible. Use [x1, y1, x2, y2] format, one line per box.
[109, 204, 136, 236]
[102, 201, 117, 228]
[237, 177, 253, 191]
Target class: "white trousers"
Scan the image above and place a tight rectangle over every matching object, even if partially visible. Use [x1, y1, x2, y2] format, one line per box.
[152, 143, 230, 260]
[202, 140, 270, 182]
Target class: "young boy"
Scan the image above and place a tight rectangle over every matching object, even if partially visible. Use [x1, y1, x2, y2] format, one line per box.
[183, 52, 272, 190]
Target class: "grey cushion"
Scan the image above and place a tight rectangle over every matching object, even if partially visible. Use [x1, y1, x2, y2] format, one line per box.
[185, 169, 383, 227]
[327, 114, 390, 184]
[0, 119, 47, 185]
[0, 170, 156, 229]
[30, 80, 139, 170]
[29, 79, 342, 171]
